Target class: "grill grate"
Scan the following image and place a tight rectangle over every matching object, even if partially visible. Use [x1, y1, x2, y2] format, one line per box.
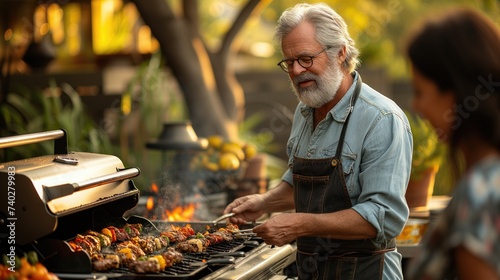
[92, 237, 251, 279]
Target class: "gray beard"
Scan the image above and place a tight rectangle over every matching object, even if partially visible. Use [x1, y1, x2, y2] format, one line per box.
[291, 63, 343, 108]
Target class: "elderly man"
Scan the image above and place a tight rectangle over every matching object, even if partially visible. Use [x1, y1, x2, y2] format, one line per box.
[224, 3, 412, 279]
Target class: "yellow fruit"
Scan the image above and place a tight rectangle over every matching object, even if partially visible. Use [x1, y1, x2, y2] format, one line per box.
[220, 142, 245, 161]
[207, 135, 224, 149]
[203, 161, 219, 172]
[243, 143, 257, 160]
[218, 152, 240, 170]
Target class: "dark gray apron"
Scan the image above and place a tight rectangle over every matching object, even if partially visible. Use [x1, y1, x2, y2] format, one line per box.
[292, 76, 395, 280]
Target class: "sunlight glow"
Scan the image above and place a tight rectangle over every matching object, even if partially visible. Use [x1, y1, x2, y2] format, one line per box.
[249, 42, 274, 58]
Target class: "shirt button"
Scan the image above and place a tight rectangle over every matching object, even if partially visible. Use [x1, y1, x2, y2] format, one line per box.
[307, 152, 312, 157]
[331, 159, 338, 166]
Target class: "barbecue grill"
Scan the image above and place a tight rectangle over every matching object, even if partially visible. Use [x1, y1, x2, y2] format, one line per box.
[0, 130, 296, 279]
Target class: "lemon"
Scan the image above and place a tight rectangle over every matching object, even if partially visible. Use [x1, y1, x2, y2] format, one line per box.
[207, 135, 224, 149]
[218, 152, 240, 170]
[203, 161, 219, 172]
[220, 142, 245, 161]
[243, 143, 257, 160]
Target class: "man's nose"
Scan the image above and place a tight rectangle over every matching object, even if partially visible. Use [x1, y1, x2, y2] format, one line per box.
[291, 60, 307, 75]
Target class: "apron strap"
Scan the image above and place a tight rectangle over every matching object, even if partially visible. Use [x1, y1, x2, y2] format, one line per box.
[335, 75, 362, 159]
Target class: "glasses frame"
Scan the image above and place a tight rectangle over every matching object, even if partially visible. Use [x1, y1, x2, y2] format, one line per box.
[277, 47, 330, 73]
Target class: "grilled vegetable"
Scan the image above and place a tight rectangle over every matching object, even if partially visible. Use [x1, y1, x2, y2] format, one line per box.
[124, 224, 143, 237]
[64, 222, 243, 273]
[0, 252, 59, 280]
[101, 227, 116, 243]
[86, 230, 111, 247]
[149, 255, 166, 270]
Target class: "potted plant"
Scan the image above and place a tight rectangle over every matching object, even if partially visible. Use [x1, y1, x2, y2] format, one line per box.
[405, 111, 446, 209]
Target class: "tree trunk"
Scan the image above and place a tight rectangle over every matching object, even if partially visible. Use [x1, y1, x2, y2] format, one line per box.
[132, 0, 231, 139]
[132, 0, 269, 141]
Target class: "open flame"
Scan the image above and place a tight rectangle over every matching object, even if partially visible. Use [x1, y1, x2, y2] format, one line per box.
[146, 196, 155, 211]
[145, 182, 157, 213]
[145, 182, 200, 221]
[151, 182, 159, 193]
[164, 203, 197, 221]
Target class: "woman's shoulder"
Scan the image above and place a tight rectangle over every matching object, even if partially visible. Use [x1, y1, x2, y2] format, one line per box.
[453, 155, 500, 211]
[466, 156, 500, 191]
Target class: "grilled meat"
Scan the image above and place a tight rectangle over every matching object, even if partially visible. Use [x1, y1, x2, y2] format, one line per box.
[159, 225, 195, 243]
[116, 241, 146, 257]
[162, 247, 184, 268]
[128, 258, 160, 274]
[86, 230, 111, 247]
[67, 222, 242, 273]
[116, 247, 137, 268]
[91, 254, 120, 271]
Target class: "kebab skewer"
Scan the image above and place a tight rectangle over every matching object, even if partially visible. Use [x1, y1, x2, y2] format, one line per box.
[67, 223, 243, 273]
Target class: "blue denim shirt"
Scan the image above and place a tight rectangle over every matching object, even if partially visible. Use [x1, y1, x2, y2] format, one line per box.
[282, 73, 413, 279]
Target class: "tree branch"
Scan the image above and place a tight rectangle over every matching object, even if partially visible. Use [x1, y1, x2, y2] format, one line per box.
[183, 0, 199, 34]
[132, 0, 232, 138]
[219, 0, 270, 58]
[211, 0, 271, 123]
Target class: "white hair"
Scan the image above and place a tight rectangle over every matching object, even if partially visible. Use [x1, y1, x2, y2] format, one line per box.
[274, 3, 360, 72]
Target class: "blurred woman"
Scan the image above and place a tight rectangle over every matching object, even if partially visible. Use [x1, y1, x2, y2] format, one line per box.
[405, 7, 500, 280]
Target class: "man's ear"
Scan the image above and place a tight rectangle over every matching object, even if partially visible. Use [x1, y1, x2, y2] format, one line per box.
[338, 46, 347, 64]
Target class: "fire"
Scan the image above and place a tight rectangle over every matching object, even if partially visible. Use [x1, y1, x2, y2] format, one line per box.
[145, 182, 199, 221]
[151, 182, 159, 193]
[146, 196, 155, 211]
[165, 203, 197, 221]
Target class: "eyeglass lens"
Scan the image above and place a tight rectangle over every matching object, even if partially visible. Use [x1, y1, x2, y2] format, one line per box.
[278, 48, 327, 73]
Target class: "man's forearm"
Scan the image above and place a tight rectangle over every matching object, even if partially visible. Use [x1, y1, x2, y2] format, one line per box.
[299, 209, 378, 240]
[261, 181, 295, 213]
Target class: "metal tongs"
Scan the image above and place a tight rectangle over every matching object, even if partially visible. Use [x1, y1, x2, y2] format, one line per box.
[232, 227, 257, 237]
[212, 213, 257, 237]
[211, 212, 236, 226]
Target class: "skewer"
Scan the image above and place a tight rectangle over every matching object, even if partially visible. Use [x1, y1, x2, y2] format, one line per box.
[233, 232, 257, 237]
[234, 228, 254, 233]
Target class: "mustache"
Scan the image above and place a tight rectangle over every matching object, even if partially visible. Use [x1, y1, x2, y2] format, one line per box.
[293, 72, 318, 84]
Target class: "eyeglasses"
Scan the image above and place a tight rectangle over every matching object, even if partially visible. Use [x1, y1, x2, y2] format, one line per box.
[277, 47, 329, 73]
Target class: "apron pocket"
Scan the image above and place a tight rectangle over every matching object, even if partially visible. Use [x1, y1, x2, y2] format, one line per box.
[293, 174, 330, 213]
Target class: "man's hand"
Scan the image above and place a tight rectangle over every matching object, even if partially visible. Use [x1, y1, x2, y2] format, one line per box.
[224, 194, 266, 224]
[252, 213, 303, 246]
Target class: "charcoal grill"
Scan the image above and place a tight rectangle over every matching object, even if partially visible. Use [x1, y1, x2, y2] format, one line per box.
[0, 130, 296, 280]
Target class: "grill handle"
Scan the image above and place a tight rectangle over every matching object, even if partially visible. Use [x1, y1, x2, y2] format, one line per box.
[0, 129, 68, 154]
[43, 167, 141, 201]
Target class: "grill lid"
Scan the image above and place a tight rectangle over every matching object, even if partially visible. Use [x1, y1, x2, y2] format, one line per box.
[0, 130, 141, 245]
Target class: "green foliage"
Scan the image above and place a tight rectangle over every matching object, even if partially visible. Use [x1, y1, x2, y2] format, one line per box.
[0, 52, 182, 191]
[406, 111, 446, 181]
[110, 51, 189, 190]
[0, 81, 113, 162]
[238, 112, 279, 154]
[238, 112, 287, 181]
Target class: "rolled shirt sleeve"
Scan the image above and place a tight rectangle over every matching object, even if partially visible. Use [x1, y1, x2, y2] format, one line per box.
[351, 111, 412, 243]
[281, 76, 412, 247]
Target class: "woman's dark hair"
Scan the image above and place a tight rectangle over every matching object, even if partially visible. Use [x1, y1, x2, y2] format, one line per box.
[406, 7, 500, 161]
